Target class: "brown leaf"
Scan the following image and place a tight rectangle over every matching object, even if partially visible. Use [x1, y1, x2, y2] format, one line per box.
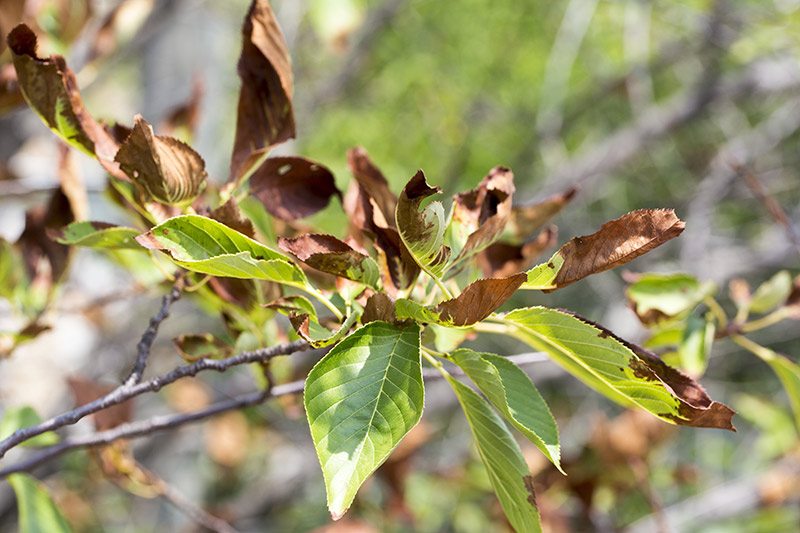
[250, 156, 340, 221]
[509, 187, 577, 241]
[18, 187, 74, 288]
[114, 115, 207, 206]
[480, 226, 557, 277]
[278, 233, 378, 287]
[67, 377, 133, 431]
[345, 147, 419, 291]
[569, 311, 735, 431]
[553, 209, 685, 288]
[346, 147, 397, 226]
[451, 166, 515, 265]
[210, 198, 254, 238]
[362, 292, 396, 324]
[229, 0, 295, 181]
[7, 24, 123, 178]
[436, 274, 526, 326]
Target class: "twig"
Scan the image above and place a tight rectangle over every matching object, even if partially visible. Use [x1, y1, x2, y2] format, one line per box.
[739, 165, 800, 257]
[124, 275, 185, 387]
[155, 472, 239, 533]
[0, 340, 309, 458]
[0, 350, 548, 478]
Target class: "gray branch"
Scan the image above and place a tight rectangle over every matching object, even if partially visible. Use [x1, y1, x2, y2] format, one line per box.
[0, 352, 549, 478]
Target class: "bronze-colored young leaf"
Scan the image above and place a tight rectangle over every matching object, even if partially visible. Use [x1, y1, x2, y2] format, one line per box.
[229, 0, 295, 182]
[479, 226, 557, 277]
[523, 209, 685, 290]
[18, 188, 74, 291]
[250, 156, 340, 221]
[507, 187, 577, 241]
[114, 115, 207, 206]
[396, 171, 450, 278]
[448, 166, 515, 267]
[7, 24, 122, 177]
[279, 234, 381, 289]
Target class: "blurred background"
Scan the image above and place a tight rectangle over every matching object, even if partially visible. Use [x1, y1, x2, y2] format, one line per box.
[1, 0, 799, 531]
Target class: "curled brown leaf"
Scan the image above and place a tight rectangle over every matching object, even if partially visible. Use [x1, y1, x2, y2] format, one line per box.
[114, 115, 207, 206]
[7, 24, 123, 178]
[278, 233, 379, 287]
[362, 292, 397, 324]
[250, 156, 340, 221]
[345, 147, 419, 291]
[450, 166, 515, 265]
[553, 209, 685, 288]
[230, 0, 295, 181]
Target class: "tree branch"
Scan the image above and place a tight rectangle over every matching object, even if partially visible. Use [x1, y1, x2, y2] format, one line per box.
[124, 275, 185, 387]
[0, 339, 309, 458]
[0, 351, 548, 478]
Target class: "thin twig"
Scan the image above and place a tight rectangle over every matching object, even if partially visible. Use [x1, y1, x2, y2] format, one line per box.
[739, 165, 800, 257]
[155, 472, 239, 533]
[124, 275, 186, 387]
[0, 351, 548, 478]
[0, 340, 309, 458]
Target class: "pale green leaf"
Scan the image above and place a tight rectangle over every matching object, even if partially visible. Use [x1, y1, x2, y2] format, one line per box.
[626, 273, 716, 324]
[395, 171, 450, 278]
[503, 307, 735, 429]
[8, 474, 72, 533]
[743, 340, 800, 433]
[450, 349, 562, 472]
[677, 314, 715, 377]
[445, 374, 542, 533]
[750, 271, 793, 314]
[136, 215, 307, 289]
[304, 321, 423, 519]
[0, 407, 59, 447]
[51, 221, 141, 249]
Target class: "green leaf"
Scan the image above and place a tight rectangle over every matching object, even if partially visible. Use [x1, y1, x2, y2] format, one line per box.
[304, 321, 423, 519]
[750, 271, 793, 314]
[444, 374, 542, 533]
[450, 349, 562, 472]
[522, 209, 685, 290]
[50, 221, 142, 249]
[8, 474, 72, 533]
[626, 273, 716, 324]
[136, 215, 307, 289]
[396, 171, 450, 278]
[0, 406, 59, 447]
[677, 314, 715, 377]
[265, 295, 318, 322]
[741, 340, 800, 433]
[504, 307, 735, 429]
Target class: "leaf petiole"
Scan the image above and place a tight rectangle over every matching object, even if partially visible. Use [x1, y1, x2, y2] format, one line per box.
[740, 307, 790, 333]
[302, 285, 344, 321]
